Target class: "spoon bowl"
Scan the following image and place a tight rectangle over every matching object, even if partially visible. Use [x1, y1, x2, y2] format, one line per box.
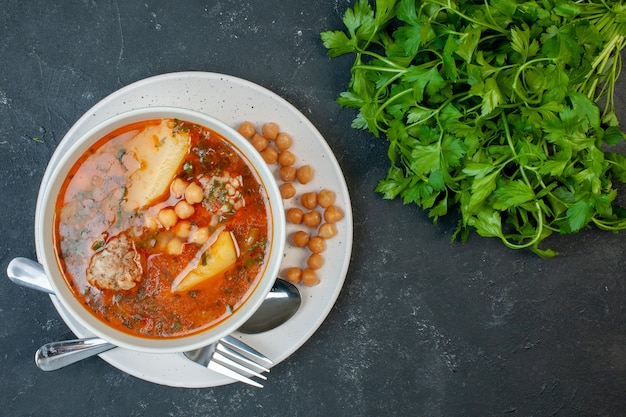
[238, 278, 301, 334]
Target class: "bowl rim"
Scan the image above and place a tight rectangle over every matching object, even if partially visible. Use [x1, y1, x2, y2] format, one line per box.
[36, 106, 286, 353]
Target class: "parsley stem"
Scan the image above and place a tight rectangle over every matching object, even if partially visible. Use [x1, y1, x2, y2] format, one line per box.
[593, 217, 626, 231]
[511, 58, 555, 105]
[374, 88, 413, 132]
[427, 0, 508, 35]
[499, 202, 545, 250]
[352, 65, 404, 73]
[575, 34, 625, 117]
[355, 49, 406, 70]
[501, 113, 532, 189]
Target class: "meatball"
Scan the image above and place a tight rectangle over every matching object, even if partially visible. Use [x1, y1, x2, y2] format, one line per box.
[86, 233, 143, 291]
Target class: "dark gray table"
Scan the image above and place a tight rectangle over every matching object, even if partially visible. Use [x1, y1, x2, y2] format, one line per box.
[1, 1, 625, 416]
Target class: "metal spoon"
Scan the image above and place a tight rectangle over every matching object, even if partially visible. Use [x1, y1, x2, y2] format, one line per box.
[7, 257, 301, 371]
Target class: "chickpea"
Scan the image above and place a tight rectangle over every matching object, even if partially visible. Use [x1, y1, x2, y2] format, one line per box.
[144, 214, 159, 231]
[286, 207, 304, 224]
[277, 150, 296, 167]
[237, 121, 256, 139]
[260, 146, 278, 164]
[292, 230, 310, 247]
[324, 205, 344, 223]
[317, 189, 336, 208]
[174, 220, 192, 239]
[171, 178, 188, 198]
[280, 183, 297, 199]
[284, 267, 302, 284]
[301, 268, 320, 287]
[318, 223, 338, 239]
[303, 211, 321, 228]
[155, 231, 172, 249]
[250, 133, 268, 152]
[296, 165, 314, 184]
[279, 166, 297, 183]
[262, 122, 279, 140]
[175, 200, 195, 220]
[158, 208, 178, 230]
[167, 237, 184, 256]
[307, 253, 324, 270]
[184, 182, 204, 205]
[307, 236, 326, 253]
[301, 192, 318, 210]
[189, 226, 210, 245]
[275, 132, 292, 151]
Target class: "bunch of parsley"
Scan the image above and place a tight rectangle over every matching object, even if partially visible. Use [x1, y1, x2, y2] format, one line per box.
[322, 0, 626, 256]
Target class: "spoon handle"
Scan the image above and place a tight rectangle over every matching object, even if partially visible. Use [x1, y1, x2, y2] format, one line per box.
[35, 338, 115, 371]
[7, 257, 54, 294]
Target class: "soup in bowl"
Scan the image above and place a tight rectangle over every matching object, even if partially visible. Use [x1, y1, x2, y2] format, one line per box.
[36, 107, 285, 353]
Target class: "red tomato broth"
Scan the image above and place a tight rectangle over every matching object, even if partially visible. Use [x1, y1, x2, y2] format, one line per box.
[54, 118, 271, 339]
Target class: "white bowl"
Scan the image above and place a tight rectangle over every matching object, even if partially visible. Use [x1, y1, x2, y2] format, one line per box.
[35, 107, 285, 353]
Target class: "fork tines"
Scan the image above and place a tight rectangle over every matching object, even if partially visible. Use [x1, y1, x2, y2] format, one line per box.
[209, 336, 273, 388]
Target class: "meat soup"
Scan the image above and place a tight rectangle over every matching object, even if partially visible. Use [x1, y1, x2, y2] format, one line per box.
[54, 118, 271, 338]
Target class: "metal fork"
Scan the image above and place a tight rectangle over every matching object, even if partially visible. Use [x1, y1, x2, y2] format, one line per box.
[184, 335, 273, 388]
[35, 334, 272, 387]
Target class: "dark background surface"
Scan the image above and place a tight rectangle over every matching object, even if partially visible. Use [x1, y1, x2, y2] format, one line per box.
[1, 1, 625, 416]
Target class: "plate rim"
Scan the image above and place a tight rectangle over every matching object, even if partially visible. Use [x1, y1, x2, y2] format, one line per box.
[36, 71, 354, 388]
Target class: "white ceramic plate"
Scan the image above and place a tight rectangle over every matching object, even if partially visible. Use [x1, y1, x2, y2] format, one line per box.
[34, 72, 353, 388]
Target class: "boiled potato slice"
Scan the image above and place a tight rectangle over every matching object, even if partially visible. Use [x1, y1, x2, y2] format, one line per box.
[124, 120, 190, 209]
[171, 230, 239, 292]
